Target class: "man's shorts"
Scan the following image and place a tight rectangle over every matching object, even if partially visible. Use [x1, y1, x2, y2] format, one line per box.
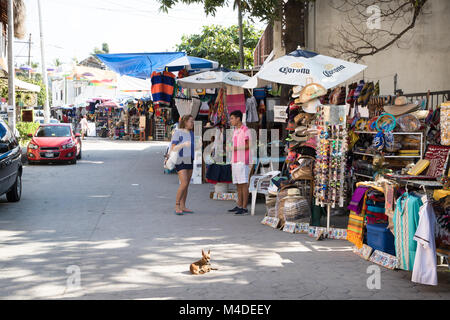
[232, 162, 250, 185]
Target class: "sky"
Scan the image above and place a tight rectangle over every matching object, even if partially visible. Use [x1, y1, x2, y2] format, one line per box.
[16, 0, 266, 68]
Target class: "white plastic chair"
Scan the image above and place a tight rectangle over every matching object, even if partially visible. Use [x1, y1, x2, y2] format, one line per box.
[248, 169, 281, 216]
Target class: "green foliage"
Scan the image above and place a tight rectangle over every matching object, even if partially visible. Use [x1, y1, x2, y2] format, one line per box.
[175, 23, 262, 69]
[16, 121, 40, 146]
[0, 75, 47, 108]
[92, 42, 110, 55]
[158, 0, 282, 22]
[17, 75, 48, 107]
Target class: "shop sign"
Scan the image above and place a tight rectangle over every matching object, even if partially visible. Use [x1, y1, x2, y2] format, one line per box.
[273, 105, 287, 123]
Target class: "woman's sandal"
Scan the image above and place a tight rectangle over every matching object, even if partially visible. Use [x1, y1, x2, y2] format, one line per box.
[182, 209, 194, 214]
[175, 203, 184, 215]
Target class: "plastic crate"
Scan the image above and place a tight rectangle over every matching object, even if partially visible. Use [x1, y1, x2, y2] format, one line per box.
[366, 223, 395, 256]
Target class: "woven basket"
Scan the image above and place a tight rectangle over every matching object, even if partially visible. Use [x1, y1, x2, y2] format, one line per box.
[276, 195, 311, 226]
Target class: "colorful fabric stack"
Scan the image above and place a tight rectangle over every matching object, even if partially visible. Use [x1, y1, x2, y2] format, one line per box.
[365, 190, 388, 224]
[151, 71, 176, 105]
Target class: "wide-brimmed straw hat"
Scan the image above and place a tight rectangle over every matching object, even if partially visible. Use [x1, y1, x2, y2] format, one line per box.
[383, 96, 419, 116]
[292, 86, 303, 98]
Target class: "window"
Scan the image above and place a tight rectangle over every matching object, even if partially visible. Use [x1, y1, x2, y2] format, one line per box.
[35, 126, 71, 137]
[0, 119, 17, 153]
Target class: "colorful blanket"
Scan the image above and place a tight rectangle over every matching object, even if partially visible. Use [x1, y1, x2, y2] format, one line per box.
[347, 211, 366, 248]
[347, 187, 369, 215]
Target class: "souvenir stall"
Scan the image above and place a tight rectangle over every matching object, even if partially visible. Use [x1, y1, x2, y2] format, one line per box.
[345, 95, 450, 284]
[256, 55, 449, 281]
[175, 69, 251, 189]
[254, 48, 366, 237]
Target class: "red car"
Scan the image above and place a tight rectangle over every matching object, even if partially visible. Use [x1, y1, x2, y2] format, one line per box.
[27, 124, 82, 165]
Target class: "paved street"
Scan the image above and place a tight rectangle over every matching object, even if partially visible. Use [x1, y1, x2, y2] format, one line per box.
[0, 139, 448, 299]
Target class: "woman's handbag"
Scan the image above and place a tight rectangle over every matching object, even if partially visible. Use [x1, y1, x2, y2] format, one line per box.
[164, 150, 179, 170]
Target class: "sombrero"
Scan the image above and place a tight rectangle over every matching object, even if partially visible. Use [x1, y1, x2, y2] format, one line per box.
[292, 85, 303, 98]
[383, 96, 419, 116]
[300, 98, 321, 114]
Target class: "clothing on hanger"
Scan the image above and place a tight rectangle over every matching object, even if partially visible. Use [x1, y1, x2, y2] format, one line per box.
[412, 199, 438, 286]
[246, 96, 259, 123]
[394, 192, 423, 271]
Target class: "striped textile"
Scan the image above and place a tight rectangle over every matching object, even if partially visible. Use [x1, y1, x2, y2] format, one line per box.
[347, 212, 365, 248]
[151, 71, 176, 105]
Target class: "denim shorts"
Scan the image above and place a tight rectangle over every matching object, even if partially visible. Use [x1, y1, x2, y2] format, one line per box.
[175, 159, 194, 172]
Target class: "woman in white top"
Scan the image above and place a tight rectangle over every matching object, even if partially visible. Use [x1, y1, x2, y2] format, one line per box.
[169, 115, 195, 215]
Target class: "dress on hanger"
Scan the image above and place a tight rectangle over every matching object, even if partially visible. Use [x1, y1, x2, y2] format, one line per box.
[394, 192, 422, 271]
[412, 199, 438, 285]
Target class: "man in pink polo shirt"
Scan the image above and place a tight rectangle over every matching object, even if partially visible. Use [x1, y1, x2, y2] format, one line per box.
[228, 110, 251, 215]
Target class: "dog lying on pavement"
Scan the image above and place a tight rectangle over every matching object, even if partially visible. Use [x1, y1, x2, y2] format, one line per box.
[190, 250, 218, 275]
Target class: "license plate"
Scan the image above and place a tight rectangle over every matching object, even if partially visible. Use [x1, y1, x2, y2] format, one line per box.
[45, 152, 54, 158]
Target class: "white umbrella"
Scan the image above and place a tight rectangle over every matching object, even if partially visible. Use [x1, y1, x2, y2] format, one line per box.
[177, 69, 250, 89]
[165, 56, 219, 72]
[257, 48, 367, 89]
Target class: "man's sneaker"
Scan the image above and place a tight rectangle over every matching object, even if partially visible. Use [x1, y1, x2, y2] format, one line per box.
[234, 208, 249, 215]
[228, 206, 240, 213]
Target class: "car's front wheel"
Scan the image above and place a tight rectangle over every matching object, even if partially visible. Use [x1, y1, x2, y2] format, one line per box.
[6, 174, 21, 202]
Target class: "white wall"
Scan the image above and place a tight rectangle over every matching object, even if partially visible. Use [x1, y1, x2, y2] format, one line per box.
[309, 0, 450, 97]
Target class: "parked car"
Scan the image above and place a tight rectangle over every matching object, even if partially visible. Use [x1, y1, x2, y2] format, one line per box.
[36, 118, 60, 124]
[27, 124, 82, 165]
[0, 118, 22, 202]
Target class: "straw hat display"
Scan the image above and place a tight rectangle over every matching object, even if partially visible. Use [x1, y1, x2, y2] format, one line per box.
[383, 96, 419, 116]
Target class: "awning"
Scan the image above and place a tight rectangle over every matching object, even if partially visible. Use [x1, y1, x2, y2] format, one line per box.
[117, 75, 151, 92]
[96, 52, 186, 79]
[15, 78, 41, 92]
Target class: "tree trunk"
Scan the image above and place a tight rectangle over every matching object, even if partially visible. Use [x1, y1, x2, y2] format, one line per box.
[237, 0, 244, 69]
[280, 0, 308, 106]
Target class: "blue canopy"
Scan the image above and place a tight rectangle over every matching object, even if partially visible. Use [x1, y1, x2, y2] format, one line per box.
[96, 52, 186, 79]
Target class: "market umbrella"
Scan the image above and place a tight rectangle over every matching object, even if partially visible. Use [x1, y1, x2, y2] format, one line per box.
[177, 69, 250, 89]
[165, 56, 219, 72]
[256, 48, 367, 89]
[99, 100, 119, 108]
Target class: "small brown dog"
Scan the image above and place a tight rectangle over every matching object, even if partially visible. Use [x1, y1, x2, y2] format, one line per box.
[190, 250, 217, 275]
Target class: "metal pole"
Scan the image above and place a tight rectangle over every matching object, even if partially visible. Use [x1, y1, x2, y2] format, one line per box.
[37, 0, 50, 123]
[7, 0, 15, 130]
[327, 204, 331, 232]
[27, 33, 32, 79]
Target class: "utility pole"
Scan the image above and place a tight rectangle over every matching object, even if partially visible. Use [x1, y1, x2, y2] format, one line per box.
[38, 0, 50, 123]
[27, 33, 32, 79]
[7, 0, 15, 130]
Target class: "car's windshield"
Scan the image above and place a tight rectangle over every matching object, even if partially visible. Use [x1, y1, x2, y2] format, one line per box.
[35, 126, 71, 137]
